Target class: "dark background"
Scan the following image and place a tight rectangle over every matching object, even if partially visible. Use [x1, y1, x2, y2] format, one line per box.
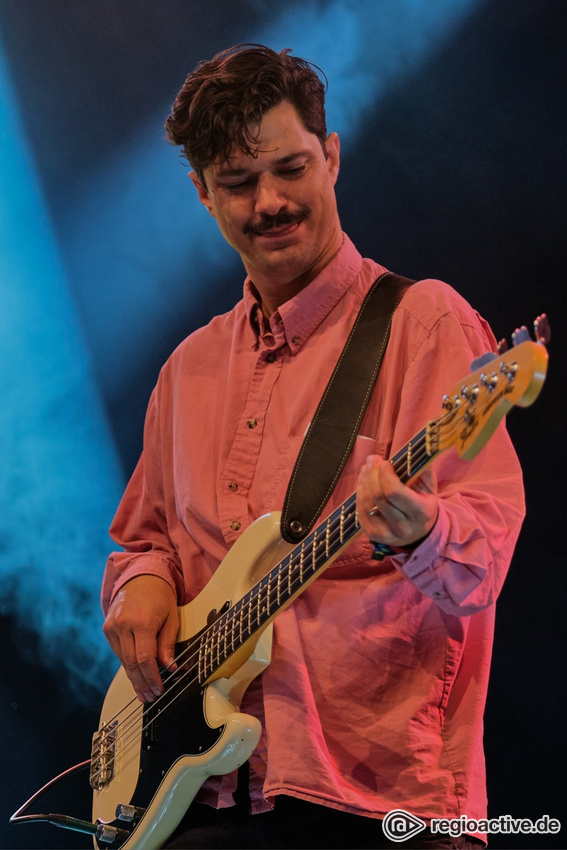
[0, 1, 565, 848]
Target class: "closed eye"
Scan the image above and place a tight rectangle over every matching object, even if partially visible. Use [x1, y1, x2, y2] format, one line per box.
[223, 178, 254, 193]
[279, 165, 306, 178]
[219, 162, 307, 193]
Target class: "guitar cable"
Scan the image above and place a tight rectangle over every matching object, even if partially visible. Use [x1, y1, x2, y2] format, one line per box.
[10, 757, 100, 837]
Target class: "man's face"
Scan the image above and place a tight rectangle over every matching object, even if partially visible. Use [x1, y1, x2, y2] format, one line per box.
[191, 100, 342, 305]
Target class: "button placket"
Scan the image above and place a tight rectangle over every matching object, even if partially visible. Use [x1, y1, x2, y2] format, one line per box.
[218, 346, 283, 545]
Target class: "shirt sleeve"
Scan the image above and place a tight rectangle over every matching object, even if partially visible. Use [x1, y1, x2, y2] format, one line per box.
[386, 287, 526, 617]
[101, 385, 185, 614]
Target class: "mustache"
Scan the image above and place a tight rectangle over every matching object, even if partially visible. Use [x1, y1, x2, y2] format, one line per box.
[243, 208, 310, 236]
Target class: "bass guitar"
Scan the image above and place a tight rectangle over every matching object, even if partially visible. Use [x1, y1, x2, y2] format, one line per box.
[11, 318, 549, 849]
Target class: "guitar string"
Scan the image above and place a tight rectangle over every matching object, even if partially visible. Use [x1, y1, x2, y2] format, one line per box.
[90, 400, 474, 785]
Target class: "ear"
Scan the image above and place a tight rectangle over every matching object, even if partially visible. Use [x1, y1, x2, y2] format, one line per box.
[189, 172, 216, 218]
[325, 132, 340, 186]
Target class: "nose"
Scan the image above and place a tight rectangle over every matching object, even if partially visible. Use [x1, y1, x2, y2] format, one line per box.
[253, 173, 287, 216]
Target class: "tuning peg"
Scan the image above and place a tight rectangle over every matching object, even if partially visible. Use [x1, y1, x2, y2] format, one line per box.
[534, 313, 550, 345]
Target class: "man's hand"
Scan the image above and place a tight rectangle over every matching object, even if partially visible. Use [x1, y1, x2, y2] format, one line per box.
[357, 455, 438, 550]
[103, 575, 179, 703]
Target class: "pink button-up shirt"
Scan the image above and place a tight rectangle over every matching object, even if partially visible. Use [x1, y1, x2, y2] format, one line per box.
[103, 235, 524, 825]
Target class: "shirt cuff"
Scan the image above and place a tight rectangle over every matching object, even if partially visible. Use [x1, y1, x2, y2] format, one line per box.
[389, 506, 451, 602]
[107, 553, 180, 608]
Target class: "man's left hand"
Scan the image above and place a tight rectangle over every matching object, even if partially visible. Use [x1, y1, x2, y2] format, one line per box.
[356, 454, 438, 550]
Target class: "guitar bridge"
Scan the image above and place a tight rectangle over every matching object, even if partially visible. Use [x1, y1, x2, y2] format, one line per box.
[90, 721, 117, 790]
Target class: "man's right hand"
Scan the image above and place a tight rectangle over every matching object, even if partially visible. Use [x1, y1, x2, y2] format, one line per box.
[103, 575, 179, 703]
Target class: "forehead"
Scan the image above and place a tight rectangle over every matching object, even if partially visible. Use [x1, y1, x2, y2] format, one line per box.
[210, 101, 322, 175]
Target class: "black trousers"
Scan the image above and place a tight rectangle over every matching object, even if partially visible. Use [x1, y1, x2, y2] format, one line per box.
[163, 769, 484, 850]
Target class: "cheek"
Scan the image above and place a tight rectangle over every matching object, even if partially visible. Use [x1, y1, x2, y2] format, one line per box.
[216, 201, 248, 234]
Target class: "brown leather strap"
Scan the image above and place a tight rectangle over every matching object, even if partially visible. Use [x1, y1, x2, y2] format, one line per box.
[281, 272, 414, 543]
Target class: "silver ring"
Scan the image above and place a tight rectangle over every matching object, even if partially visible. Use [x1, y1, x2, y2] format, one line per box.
[368, 506, 380, 517]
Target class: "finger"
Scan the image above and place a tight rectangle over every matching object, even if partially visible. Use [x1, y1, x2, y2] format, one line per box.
[103, 613, 162, 702]
[374, 460, 409, 511]
[358, 455, 386, 511]
[157, 610, 179, 674]
[124, 630, 164, 702]
[362, 460, 407, 527]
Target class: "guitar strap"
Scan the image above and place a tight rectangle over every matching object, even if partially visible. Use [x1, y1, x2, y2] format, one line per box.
[280, 271, 414, 543]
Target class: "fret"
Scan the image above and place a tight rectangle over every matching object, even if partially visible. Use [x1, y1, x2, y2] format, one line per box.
[213, 623, 220, 669]
[325, 520, 331, 558]
[406, 439, 412, 479]
[257, 580, 266, 626]
[266, 575, 272, 618]
[230, 608, 236, 653]
[289, 550, 296, 596]
[220, 613, 228, 664]
[198, 634, 206, 684]
[339, 506, 345, 543]
[238, 601, 244, 646]
[203, 633, 213, 680]
[246, 594, 253, 638]
[311, 530, 317, 577]
[255, 582, 261, 628]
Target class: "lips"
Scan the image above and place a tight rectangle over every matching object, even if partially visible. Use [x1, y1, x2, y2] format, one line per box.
[244, 208, 310, 237]
[256, 221, 301, 238]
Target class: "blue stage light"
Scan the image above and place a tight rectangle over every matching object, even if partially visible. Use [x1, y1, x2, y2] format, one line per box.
[0, 44, 122, 701]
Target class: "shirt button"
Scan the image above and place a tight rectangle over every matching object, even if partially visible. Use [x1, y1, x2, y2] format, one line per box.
[291, 335, 300, 345]
[228, 482, 238, 491]
[247, 418, 258, 429]
[230, 521, 241, 532]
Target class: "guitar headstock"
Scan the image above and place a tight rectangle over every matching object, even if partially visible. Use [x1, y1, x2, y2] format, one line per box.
[436, 315, 549, 460]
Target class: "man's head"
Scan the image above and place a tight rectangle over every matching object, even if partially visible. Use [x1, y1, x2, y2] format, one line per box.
[166, 45, 342, 312]
[165, 44, 328, 185]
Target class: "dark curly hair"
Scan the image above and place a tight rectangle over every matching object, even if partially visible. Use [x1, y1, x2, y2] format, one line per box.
[165, 44, 328, 183]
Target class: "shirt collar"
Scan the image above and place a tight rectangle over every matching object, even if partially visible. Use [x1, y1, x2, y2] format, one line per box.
[244, 234, 363, 354]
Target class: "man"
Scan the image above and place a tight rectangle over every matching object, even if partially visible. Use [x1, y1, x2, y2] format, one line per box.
[102, 45, 524, 849]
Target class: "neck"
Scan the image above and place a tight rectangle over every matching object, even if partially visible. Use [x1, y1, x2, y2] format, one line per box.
[248, 233, 344, 318]
[255, 275, 312, 318]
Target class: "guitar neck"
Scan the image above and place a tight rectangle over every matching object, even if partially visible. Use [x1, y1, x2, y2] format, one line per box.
[198, 422, 438, 683]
